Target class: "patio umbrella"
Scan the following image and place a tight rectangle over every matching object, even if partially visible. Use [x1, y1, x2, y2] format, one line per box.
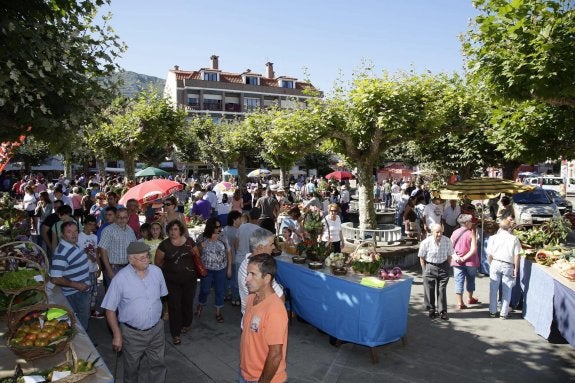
[119, 179, 183, 205]
[214, 181, 232, 192]
[325, 171, 354, 181]
[439, 178, 535, 200]
[135, 166, 170, 177]
[438, 177, 536, 265]
[247, 168, 271, 177]
[223, 169, 238, 176]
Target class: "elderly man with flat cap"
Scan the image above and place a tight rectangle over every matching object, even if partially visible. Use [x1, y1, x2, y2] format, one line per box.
[101, 241, 168, 383]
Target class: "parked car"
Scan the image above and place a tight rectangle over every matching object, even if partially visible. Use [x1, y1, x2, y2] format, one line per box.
[512, 187, 561, 225]
[544, 189, 573, 215]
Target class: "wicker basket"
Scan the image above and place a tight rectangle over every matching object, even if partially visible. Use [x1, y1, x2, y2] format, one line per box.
[7, 345, 97, 383]
[8, 303, 76, 360]
[349, 241, 380, 275]
[51, 345, 98, 383]
[6, 288, 48, 331]
[0, 241, 49, 296]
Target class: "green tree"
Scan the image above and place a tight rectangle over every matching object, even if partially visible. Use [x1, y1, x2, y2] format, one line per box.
[319, 72, 459, 229]
[224, 115, 266, 187]
[12, 136, 51, 174]
[404, 80, 501, 180]
[86, 89, 187, 180]
[486, 99, 575, 177]
[0, 0, 126, 142]
[464, 0, 575, 107]
[257, 106, 324, 187]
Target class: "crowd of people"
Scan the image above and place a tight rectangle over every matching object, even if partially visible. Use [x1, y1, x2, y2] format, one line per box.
[0, 170, 523, 382]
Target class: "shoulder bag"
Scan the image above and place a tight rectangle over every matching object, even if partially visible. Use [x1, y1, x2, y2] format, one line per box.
[187, 238, 208, 278]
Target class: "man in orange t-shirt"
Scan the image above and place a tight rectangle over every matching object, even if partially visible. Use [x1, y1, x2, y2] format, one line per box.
[239, 254, 288, 383]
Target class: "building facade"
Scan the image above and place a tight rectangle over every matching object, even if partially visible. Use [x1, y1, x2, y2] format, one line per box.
[163, 55, 321, 120]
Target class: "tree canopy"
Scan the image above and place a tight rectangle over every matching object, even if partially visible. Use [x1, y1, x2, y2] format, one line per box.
[0, 0, 125, 142]
[86, 89, 187, 180]
[464, 0, 575, 107]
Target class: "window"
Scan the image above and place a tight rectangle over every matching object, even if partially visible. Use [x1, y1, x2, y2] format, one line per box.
[246, 76, 259, 85]
[282, 80, 294, 88]
[244, 97, 260, 111]
[187, 97, 200, 109]
[204, 72, 218, 81]
[203, 99, 221, 110]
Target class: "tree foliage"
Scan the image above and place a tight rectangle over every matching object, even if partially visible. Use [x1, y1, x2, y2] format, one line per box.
[319, 72, 458, 228]
[257, 106, 325, 186]
[0, 1, 126, 142]
[464, 0, 575, 107]
[86, 89, 187, 180]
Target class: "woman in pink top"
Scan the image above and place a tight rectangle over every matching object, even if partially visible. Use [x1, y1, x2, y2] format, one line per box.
[230, 188, 243, 212]
[450, 214, 480, 309]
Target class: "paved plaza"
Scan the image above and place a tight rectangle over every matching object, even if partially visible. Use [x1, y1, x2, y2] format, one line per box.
[86, 264, 575, 383]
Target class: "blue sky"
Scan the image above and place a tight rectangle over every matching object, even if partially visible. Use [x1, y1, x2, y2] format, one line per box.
[102, 0, 478, 93]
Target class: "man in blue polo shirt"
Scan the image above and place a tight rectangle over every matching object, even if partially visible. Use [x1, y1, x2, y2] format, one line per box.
[102, 241, 168, 383]
[50, 221, 91, 330]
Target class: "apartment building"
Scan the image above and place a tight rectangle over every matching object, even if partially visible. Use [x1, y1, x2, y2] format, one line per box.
[163, 55, 321, 119]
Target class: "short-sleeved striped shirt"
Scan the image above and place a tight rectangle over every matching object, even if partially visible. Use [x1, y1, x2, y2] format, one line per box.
[50, 239, 90, 296]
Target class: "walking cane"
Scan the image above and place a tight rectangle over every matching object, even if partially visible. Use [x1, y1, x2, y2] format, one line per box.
[113, 351, 119, 380]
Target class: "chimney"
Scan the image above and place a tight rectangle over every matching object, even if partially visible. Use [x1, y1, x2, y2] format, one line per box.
[210, 55, 219, 70]
[265, 62, 275, 78]
[174, 65, 179, 71]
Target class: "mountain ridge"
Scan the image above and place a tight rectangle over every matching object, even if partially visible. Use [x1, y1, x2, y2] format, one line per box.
[111, 71, 166, 98]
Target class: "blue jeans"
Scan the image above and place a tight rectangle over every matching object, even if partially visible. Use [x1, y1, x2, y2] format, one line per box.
[199, 268, 227, 309]
[489, 260, 515, 317]
[231, 261, 241, 301]
[453, 265, 477, 294]
[238, 370, 258, 383]
[66, 290, 91, 330]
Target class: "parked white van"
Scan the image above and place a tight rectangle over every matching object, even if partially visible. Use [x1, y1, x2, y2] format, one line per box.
[524, 176, 566, 194]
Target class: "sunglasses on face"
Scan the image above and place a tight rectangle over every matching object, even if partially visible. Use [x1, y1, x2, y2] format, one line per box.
[164, 203, 172, 206]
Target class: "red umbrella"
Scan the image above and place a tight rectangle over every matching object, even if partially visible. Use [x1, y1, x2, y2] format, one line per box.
[325, 171, 354, 181]
[119, 179, 183, 205]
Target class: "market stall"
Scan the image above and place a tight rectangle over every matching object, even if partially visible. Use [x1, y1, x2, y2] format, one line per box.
[0, 283, 114, 382]
[0, 240, 112, 382]
[274, 254, 412, 362]
[516, 257, 575, 347]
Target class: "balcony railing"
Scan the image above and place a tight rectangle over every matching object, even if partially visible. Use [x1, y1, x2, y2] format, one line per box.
[202, 102, 222, 111]
[225, 103, 241, 112]
[185, 104, 201, 111]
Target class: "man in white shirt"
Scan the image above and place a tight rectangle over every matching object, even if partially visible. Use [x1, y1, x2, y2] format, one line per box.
[423, 197, 444, 234]
[443, 199, 461, 237]
[203, 185, 218, 217]
[238, 228, 284, 317]
[487, 218, 521, 319]
[418, 224, 454, 320]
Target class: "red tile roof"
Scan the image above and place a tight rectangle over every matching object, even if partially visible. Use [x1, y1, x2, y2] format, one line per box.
[171, 68, 319, 91]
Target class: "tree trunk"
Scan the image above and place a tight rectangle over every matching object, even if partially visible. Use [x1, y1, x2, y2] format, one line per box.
[237, 154, 247, 188]
[459, 165, 472, 180]
[356, 162, 377, 230]
[279, 166, 289, 189]
[124, 153, 136, 181]
[501, 159, 520, 180]
[96, 158, 105, 175]
[62, 151, 73, 179]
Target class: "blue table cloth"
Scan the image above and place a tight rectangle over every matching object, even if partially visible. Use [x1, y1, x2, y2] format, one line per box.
[521, 258, 555, 340]
[275, 255, 412, 347]
[554, 279, 575, 347]
[517, 258, 575, 347]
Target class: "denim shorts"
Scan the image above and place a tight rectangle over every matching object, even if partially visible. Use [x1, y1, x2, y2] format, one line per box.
[453, 265, 477, 294]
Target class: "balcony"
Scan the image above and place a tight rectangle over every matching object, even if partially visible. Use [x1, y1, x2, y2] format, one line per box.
[185, 103, 201, 111]
[225, 103, 241, 112]
[203, 101, 222, 111]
